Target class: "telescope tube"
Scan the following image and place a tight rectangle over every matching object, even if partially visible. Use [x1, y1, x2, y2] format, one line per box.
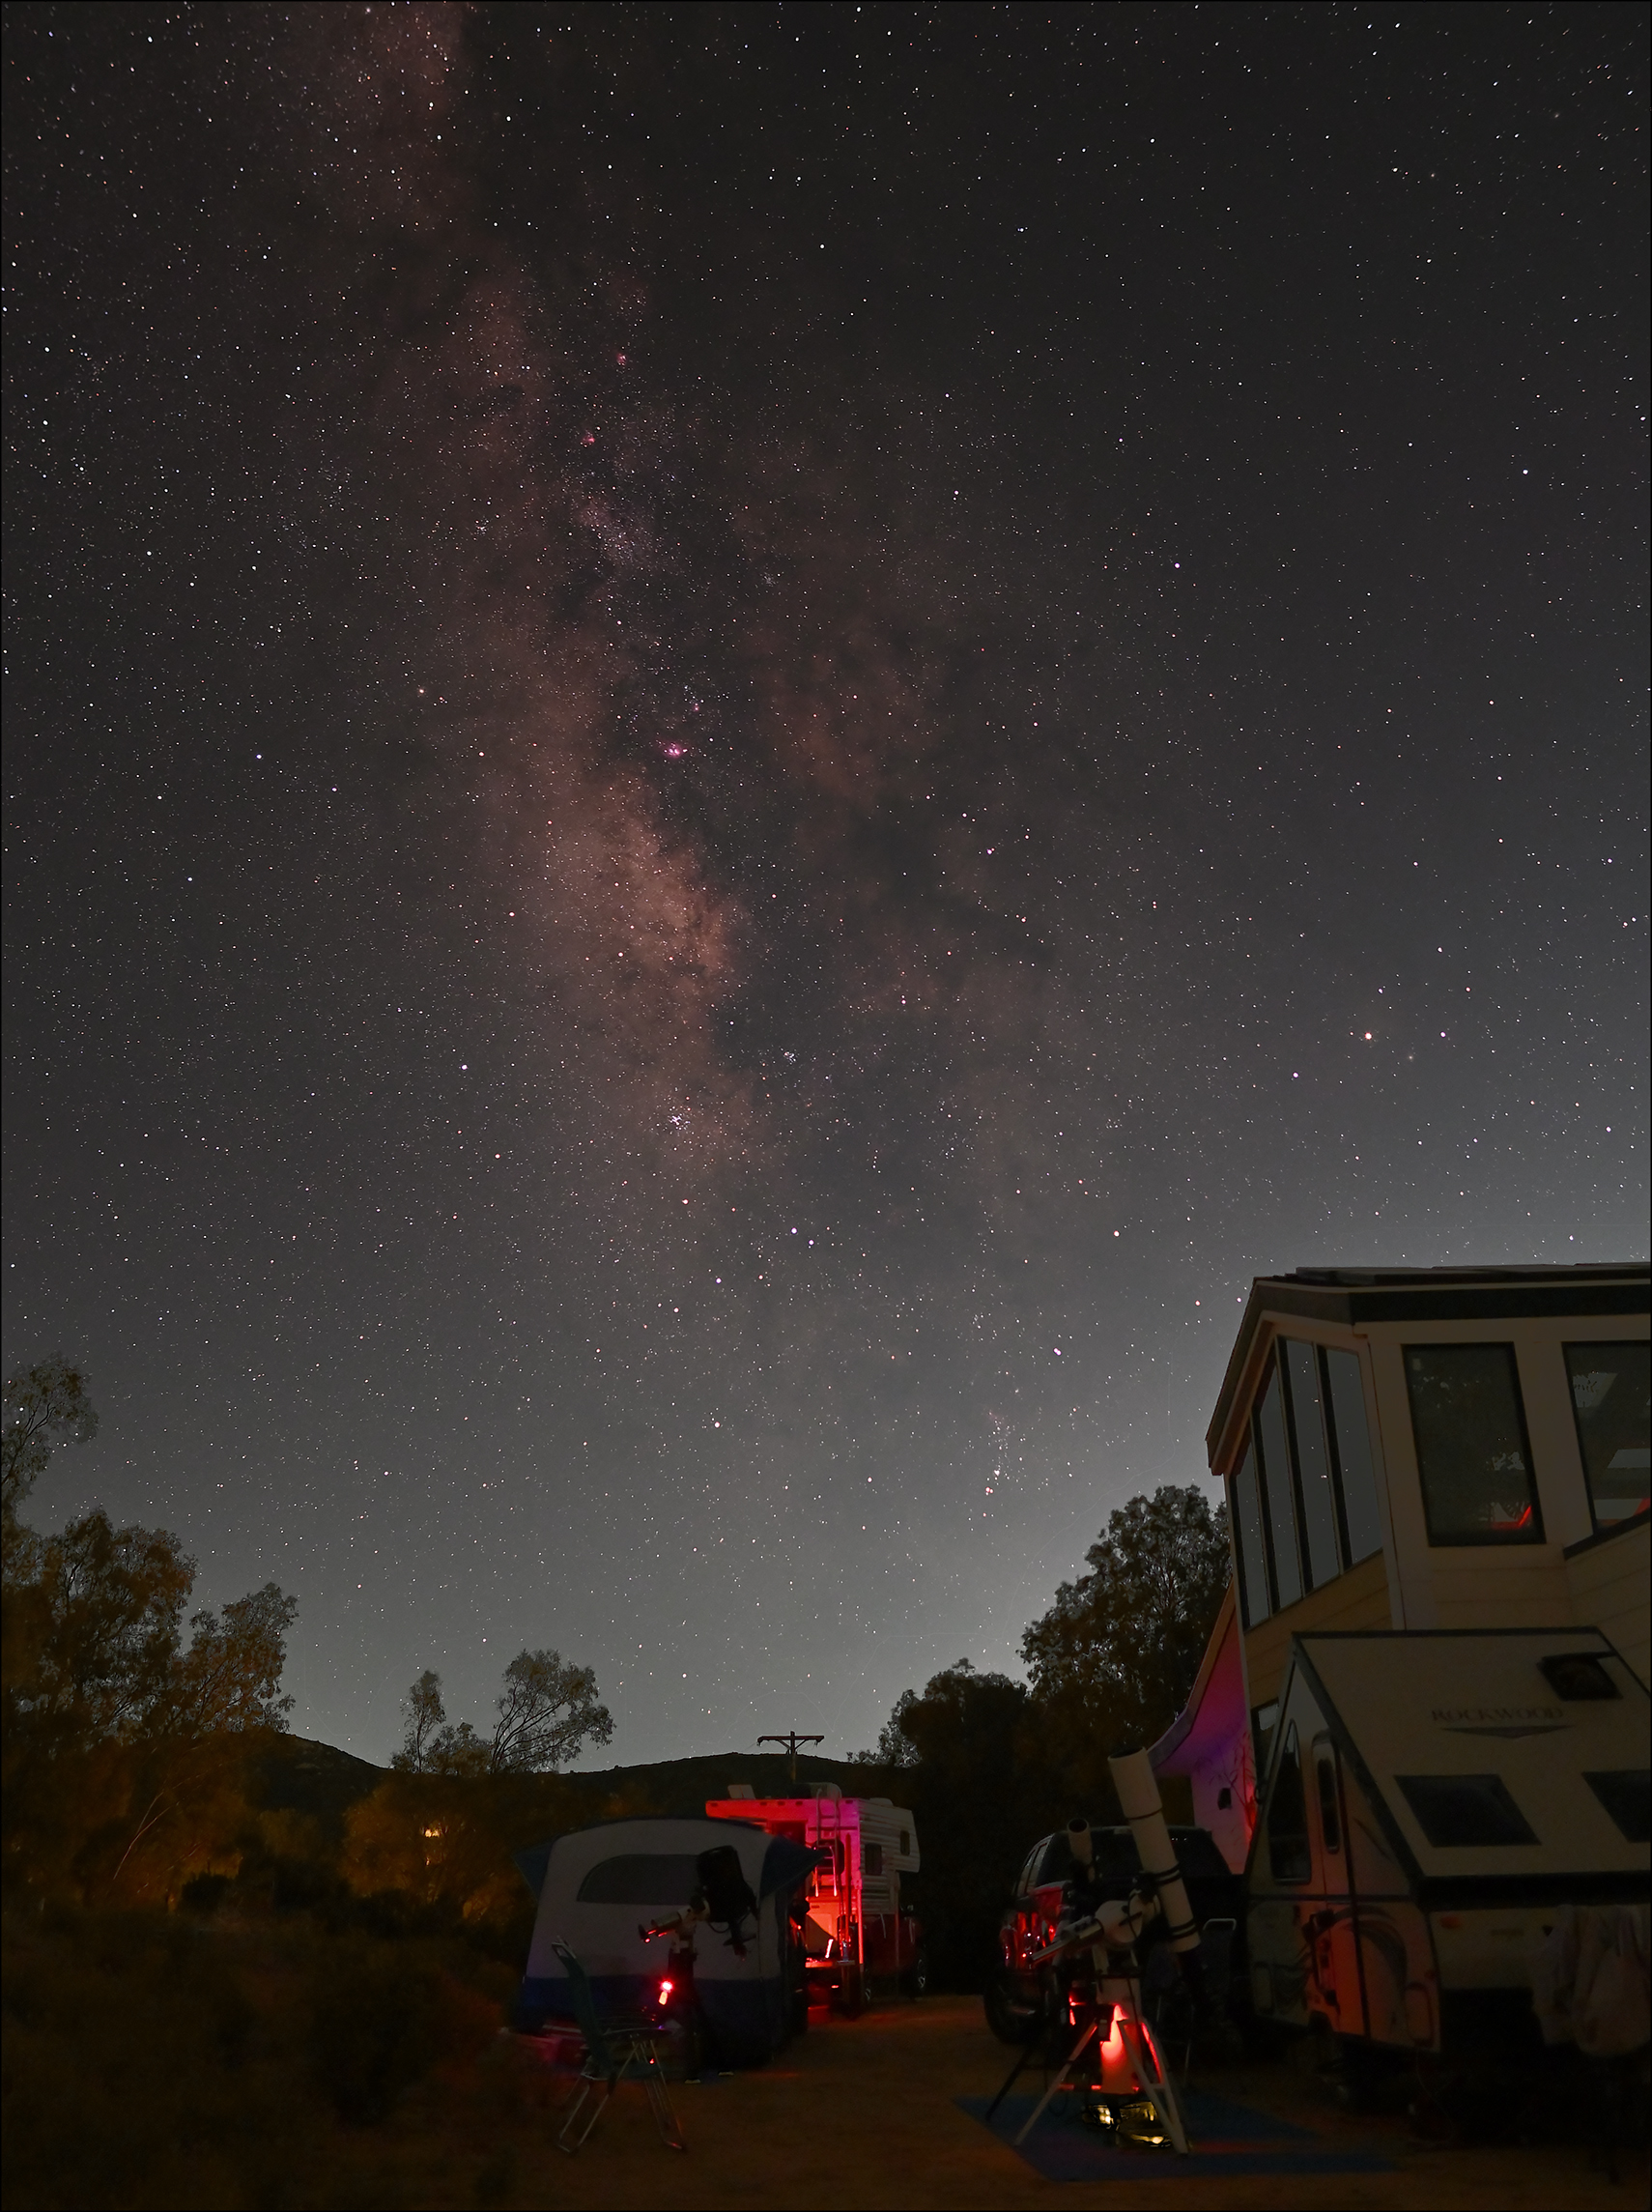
[1108, 1748, 1201, 1956]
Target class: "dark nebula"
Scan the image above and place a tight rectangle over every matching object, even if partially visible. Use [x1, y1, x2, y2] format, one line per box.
[4, 4, 1645, 1761]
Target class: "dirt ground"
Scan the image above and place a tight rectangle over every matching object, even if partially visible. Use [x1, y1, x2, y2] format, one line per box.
[347, 1997, 1647, 2211]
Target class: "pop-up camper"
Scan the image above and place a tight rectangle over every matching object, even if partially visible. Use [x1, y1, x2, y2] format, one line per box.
[1148, 1262, 1650, 2066]
[705, 1790, 922, 2009]
[512, 1815, 817, 2064]
[1247, 1626, 1649, 2051]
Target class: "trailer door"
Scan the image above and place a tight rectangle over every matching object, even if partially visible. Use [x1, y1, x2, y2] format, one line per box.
[1310, 1733, 1369, 2040]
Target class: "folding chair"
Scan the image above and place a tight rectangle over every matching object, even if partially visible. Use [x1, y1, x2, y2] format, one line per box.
[549, 1939, 685, 2154]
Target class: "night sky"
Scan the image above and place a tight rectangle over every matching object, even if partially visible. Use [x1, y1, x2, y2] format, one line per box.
[5, 4, 1646, 1767]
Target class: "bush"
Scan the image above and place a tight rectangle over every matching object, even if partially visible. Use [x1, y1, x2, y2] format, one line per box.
[307, 1940, 493, 2125]
[0, 1904, 509, 2207]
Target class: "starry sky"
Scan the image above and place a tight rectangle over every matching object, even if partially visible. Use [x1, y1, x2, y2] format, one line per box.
[5, 3, 1646, 1767]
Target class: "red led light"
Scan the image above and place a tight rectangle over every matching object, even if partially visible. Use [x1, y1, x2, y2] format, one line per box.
[657, 1979, 674, 2004]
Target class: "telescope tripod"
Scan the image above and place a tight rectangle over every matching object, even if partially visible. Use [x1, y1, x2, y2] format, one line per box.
[984, 1967, 1192, 2154]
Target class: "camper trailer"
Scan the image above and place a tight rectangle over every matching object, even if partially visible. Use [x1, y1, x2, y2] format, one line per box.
[1247, 1625, 1648, 2052]
[512, 1815, 817, 2064]
[705, 1789, 923, 2009]
[1150, 1262, 1649, 2060]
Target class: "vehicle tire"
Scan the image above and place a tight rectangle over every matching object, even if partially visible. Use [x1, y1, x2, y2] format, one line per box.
[900, 1946, 930, 2000]
[840, 1966, 869, 2018]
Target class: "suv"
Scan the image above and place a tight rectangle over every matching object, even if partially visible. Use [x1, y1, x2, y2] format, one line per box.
[984, 1824, 1242, 2044]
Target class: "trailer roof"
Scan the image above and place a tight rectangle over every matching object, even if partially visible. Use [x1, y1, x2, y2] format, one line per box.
[1208, 1260, 1649, 1462]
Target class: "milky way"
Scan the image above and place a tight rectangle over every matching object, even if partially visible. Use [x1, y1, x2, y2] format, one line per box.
[4, 4, 1645, 1762]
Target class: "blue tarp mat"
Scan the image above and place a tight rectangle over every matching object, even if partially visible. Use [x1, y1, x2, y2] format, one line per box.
[957, 2088, 1397, 2180]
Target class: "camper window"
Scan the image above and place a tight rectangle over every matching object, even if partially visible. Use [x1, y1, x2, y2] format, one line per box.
[1404, 1343, 1543, 1545]
[1324, 1346, 1383, 1565]
[1395, 1773, 1538, 1848]
[1283, 1341, 1341, 1591]
[1256, 1365, 1303, 1606]
[1266, 1725, 1312, 1883]
[1564, 1341, 1651, 1531]
[1582, 1770, 1652, 1844]
[1538, 1652, 1621, 1701]
[1313, 1746, 1343, 1853]
[1231, 1440, 1271, 1626]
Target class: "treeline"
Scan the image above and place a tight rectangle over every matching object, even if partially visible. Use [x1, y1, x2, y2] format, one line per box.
[1, 1361, 634, 1931]
[0, 1360, 653, 2210]
[2, 1356, 1229, 1972]
[852, 1481, 1230, 1988]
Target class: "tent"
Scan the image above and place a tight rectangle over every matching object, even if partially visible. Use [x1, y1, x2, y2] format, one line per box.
[512, 1815, 819, 2063]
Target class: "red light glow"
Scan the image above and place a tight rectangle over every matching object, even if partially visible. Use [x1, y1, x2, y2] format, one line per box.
[657, 1979, 674, 2004]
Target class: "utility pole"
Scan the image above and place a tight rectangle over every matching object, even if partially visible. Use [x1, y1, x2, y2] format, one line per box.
[758, 1731, 825, 1784]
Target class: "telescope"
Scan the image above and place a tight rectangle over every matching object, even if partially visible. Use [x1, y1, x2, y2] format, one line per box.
[639, 1903, 707, 1944]
[986, 1757, 1198, 2155]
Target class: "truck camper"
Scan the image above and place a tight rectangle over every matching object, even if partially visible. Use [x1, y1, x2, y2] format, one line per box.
[512, 1815, 818, 2066]
[705, 1788, 923, 2010]
[1248, 1625, 1649, 2054]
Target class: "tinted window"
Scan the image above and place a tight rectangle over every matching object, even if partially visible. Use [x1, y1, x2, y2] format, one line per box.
[1538, 1652, 1620, 1702]
[1267, 1725, 1312, 1882]
[1231, 1441, 1271, 1626]
[1034, 1826, 1230, 1887]
[1565, 1343, 1650, 1530]
[1405, 1344, 1543, 1545]
[1325, 1347, 1383, 1564]
[1256, 1365, 1302, 1606]
[1285, 1341, 1340, 1590]
[1396, 1774, 1538, 1848]
[575, 1853, 703, 1904]
[1582, 1770, 1651, 1844]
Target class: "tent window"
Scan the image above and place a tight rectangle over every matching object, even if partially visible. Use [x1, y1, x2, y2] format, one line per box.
[1284, 1341, 1341, 1591]
[1404, 1343, 1543, 1545]
[1231, 1440, 1271, 1626]
[1315, 1749, 1343, 1853]
[1267, 1724, 1312, 1883]
[1582, 1770, 1651, 1844]
[1325, 1347, 1383, 1564]
[1395, 1774, 1538, 1848]
[1564, 1341, 1650, 1531]
[1256, 1365, 1302, 1607]
[576, 1853, 704, 1904]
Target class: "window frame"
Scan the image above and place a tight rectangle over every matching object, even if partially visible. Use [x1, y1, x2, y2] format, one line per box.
[1324, 1342, 1384, 1566]
[1229, 1436, 1272, 1629]
[1280, 1339, 1343, 1594]
[1233, 1338, 1381, 1619]
[1312, 1737, 1344, 1857]
[1403, 1339, 1545, 1548]
[1254, 1359, 1302, 1609]
[1562, 1338, 1652, 1537]
[1266, 1721, 1313, 1885]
